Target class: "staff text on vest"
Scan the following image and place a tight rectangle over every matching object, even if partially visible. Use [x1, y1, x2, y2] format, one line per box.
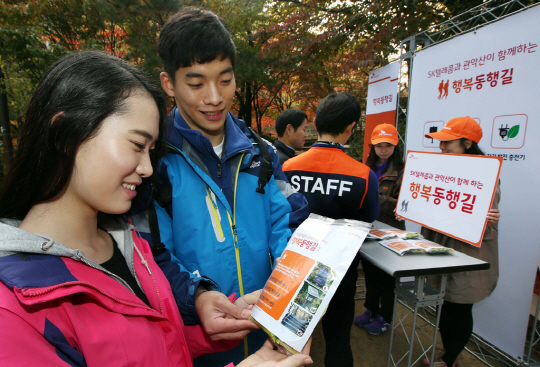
[290, 175, 353, 196]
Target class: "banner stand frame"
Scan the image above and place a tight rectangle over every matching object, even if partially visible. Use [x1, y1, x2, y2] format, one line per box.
[394, 1, 540, 365]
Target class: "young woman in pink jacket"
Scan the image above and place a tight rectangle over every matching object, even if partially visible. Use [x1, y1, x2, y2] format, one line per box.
[0, 51, 311, 367]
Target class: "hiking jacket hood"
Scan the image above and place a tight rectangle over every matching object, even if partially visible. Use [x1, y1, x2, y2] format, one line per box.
[0, 217, 234, 366]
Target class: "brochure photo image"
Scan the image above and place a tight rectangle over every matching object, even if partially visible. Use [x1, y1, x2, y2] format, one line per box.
[281, 303, 314, 337]
[306, 263, 335, 291]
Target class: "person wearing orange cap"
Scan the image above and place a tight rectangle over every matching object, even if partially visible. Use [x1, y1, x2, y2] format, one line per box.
[366, 123, 405, 229]
[354, 123, 404, 335]
[420, 116, 501, 367]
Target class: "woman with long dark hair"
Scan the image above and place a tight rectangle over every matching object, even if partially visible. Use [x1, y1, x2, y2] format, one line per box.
[0, 51, 311, 367]
[354, 123, 404, 335]
[420, 116, 500, 367]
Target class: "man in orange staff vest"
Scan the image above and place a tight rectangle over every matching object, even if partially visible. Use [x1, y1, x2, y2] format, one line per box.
[282, 92, 380, 367]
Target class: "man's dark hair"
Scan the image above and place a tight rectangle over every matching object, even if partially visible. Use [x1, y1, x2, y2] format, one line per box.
[158, 7, 236, 84]
[275, 109, 308, 137]
[315, 92, 361, 136]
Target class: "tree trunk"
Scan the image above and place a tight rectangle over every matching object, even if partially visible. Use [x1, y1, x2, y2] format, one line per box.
[245, 81, 252, 128]
[236, 86, 246, 120]
[0, 67, 13, 176]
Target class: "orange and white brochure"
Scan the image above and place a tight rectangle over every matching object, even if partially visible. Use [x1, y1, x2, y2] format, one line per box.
[379, 239, 425, 256]
[251, 214, 370, 353]
[378, 239, 454, 256]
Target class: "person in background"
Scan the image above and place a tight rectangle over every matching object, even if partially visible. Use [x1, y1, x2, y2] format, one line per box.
[365, 123, 405, 229]
[273, 109, 309, 164]
[421, 116, 501, 367]
[282, 92, 380, 367]
[0, 51, 312, 367]
[354, 123, 404, 335]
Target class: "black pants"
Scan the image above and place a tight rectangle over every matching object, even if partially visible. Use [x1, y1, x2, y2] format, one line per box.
[321, 255, 360, 367]
[439, 301, 474, 366]
[361, 257, 395, 322]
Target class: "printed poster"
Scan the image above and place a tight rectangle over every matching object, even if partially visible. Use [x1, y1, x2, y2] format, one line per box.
[363, 61, 400, 162]
[396, 151, 502, 247]
[404, 4, 540, 359]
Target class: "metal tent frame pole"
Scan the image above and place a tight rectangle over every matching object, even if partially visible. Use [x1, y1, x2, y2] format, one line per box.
[394, 1, 540, 365]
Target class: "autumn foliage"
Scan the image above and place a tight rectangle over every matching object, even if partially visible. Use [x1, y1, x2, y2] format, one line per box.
[0, 0, 473, 174]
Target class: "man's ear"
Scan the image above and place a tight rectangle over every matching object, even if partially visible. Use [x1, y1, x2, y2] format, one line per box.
[286, 124, 295, 136]
[345, 121, 356, 136]
[160, 72, 176, 98]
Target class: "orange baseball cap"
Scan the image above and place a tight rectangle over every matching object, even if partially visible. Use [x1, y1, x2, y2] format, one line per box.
[425, 116, 483, 143]
[371, 124, 398, 145]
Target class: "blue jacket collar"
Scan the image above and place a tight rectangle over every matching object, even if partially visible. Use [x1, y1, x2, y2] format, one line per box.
[312, 141, 346, 152]
[166, 107, 253, 161]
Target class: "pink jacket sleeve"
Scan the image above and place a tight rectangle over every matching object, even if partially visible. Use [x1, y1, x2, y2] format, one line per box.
[0, 309, 71, 365]
[184, 324, 241, 359]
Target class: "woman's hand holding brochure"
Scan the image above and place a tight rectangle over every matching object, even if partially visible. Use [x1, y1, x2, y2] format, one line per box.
[237, 339, 312, 367]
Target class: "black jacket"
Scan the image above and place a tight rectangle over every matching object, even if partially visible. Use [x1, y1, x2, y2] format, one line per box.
[273, 139, 296, 164]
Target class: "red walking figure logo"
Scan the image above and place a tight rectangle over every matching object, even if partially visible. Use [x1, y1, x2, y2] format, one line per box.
[438, 80, 449, 99]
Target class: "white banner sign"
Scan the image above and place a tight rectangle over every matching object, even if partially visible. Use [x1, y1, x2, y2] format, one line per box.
[396, 151, 502, 246]
[365, 62, 400, 115]
[405, 5, 540, 359]
[364, 62, 400, 162]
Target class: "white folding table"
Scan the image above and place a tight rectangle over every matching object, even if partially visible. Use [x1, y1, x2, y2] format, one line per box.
[359, 222, 489, 367]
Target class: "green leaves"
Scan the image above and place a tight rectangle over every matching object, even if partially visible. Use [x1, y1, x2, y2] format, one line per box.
[508, 125, 520, 139]
[0, 0, 485, 161]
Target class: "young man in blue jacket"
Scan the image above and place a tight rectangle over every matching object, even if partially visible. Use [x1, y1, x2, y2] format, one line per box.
[282, 92, 380, 367]
[151, 7, 309, 367]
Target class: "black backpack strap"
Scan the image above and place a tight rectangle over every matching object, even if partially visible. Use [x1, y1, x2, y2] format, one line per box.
[248, 127, 273, 194]
[152, 181, 173, 218]
[147, 192, 166, 255]
[148, 172, 173, 255]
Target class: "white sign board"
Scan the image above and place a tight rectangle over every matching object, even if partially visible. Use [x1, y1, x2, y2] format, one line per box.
[405, 5, 540, 359]
[366, 62, 400, 115]
[396, 151, 502, 247]
[364, 61, 401, 162]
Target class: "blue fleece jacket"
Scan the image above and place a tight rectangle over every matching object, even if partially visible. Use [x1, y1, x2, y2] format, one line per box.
[141, 108, 309, 367]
